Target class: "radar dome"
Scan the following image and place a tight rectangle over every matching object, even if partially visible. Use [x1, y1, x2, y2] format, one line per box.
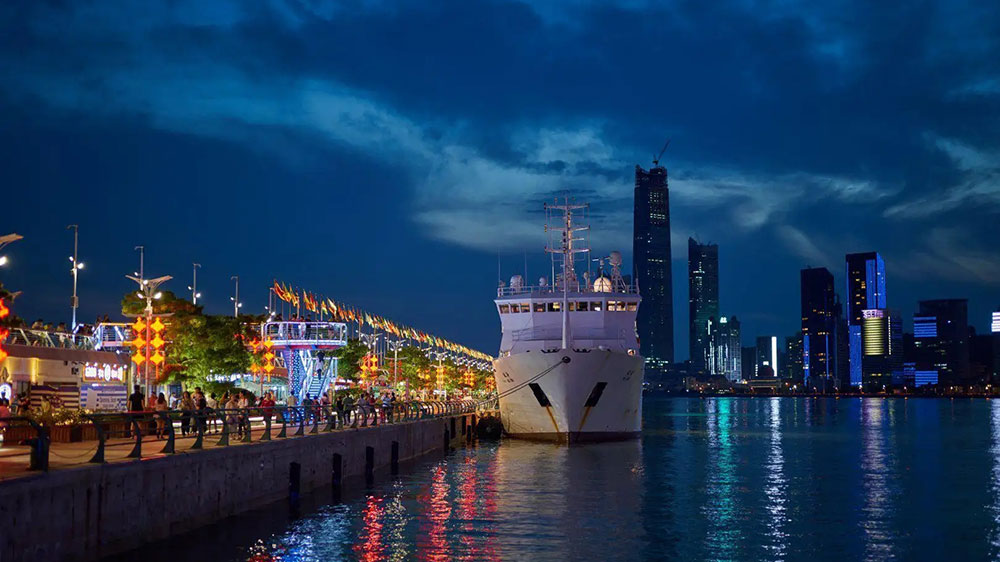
[593, 276, 612, 292]
[609, 251, 623, 267]
[539, 276, 548, 287]
[510, 275, 524, 291]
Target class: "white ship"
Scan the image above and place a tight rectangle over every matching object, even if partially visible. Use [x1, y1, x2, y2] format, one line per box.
[493, 198, 643, 443]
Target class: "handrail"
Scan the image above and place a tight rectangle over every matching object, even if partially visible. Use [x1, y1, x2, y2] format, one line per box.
[0, 396, 499, 476]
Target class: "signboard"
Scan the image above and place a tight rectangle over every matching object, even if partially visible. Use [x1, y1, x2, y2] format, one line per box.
[82, 363, 126, 383]
[80, 384, 127, 411]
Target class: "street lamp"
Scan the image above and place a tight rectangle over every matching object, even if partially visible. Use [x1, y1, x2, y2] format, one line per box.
[126, 273, 172, 393]
[230, 275, 242, 317]
[188, 263, 201, 305]
[67, 225, 85, 329]
[133, 246, 144, 279]
[0, 233, 24, 268]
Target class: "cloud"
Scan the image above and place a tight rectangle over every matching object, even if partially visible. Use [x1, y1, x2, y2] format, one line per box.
[884, 136, 1000, 218]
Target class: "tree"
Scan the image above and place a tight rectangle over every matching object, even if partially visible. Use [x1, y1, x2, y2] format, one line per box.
[332, 338, 369, 382]
[120, 290, 256, 389]
[395, 345, 432, 391]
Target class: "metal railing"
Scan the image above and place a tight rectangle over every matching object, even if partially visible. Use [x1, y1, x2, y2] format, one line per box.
[0, 397, 499, 474]
[497, 284, 639, 297]
[262, 321, 348, 348]
[4, 328, 97, 350]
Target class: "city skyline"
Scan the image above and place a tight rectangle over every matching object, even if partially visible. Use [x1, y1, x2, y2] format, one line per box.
[2, 1, 999, 357]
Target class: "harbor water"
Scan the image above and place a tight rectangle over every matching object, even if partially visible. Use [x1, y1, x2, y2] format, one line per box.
[118, 396, 1000, 561]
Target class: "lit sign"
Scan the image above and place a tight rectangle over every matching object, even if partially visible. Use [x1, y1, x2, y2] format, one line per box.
[862, 309, 885, 319]
[83, 363, 125, 382]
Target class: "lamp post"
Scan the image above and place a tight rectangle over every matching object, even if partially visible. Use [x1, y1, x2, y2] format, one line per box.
[230, 275, 241, 317]
[67, 225, 84, 330]
[133, 246, 144, 279]
[387, 339, 404, 390]
[0, 233, 24, 268]
[126, 274, 171, 396]
[188, 263, 202, 305]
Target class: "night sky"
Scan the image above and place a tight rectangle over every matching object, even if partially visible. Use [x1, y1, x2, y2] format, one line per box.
[1, 0, 998, 358]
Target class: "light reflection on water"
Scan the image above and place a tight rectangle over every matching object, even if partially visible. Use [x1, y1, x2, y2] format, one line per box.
[107, 397, 1000, 562]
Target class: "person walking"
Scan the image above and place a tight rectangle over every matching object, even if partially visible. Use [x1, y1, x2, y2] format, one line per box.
[154, 393, 168, 439]
[179, 391, 194, 436]
[381, 392, 392, 424]
[237, 391, 250, 438]
[206, 392, 218, 432]
[128, 385, 144, 413]
[225, 394, 240, 437]
[343, 393, 355, 427]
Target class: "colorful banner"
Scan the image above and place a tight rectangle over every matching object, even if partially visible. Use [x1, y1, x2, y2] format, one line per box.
[272, 279, 494, 363]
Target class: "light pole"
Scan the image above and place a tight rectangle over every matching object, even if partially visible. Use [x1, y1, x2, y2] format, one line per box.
[0, 233, 24, 268]
[230, 275, 241, 317]
[387, 339, 404, 390]
[67, 225, 84, 329]
[188, 263, 201, 305]
[134, 246, 144, 279]
[126, 274, 171, 396]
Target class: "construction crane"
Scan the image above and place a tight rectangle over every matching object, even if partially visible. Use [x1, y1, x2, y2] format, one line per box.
[652, 139, 671, 166]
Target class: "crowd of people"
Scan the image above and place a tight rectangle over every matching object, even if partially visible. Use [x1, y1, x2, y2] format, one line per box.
[124, 385, 403, 439]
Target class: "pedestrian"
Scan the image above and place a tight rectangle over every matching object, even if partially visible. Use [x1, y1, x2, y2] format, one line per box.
[169, 392, 180, 410]
[194, 389, 208, 435]
[237, 391, 250, 437]
[381, 392, 392, 423]
[225, 394, 240, 436]
[206, 392, 218, 432]
[368, 393, 378, 426]
[335, 395, 345, 428]
[154, 393, 168, 439]
[343, 393, 355, 427]
[179, 391, 194, 436]
[128, 385, 144, 412]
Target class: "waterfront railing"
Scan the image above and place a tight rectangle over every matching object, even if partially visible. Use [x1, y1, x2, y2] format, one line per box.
[0, 397, 499, 477]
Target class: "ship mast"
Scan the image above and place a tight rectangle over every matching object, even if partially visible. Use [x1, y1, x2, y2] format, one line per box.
[545, 197, 589, 349]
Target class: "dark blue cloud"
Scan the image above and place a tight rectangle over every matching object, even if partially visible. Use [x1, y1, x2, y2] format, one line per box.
[1, 0, 998, 356]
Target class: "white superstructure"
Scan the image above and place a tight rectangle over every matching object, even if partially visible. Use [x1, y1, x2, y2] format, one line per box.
[493, 198, 643, 442]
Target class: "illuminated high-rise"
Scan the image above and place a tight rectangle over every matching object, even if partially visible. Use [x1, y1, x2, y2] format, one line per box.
[800, 267, 842, 390]
[913, 299, 970, 387]
[845, 252, 887, 387]
[708, 316, 741, 382]
[860, 308, 903, 388]
[633, 164, 674, 368]
[688, 238, 719, 372]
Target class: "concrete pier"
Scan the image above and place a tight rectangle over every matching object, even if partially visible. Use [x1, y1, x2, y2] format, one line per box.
[0, 412, 477, 562]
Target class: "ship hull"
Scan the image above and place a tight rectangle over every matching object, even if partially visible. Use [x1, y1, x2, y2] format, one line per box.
[493, 348, 643, 443]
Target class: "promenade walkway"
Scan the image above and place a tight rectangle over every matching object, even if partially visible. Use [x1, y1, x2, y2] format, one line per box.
[0, 400, 497, 482]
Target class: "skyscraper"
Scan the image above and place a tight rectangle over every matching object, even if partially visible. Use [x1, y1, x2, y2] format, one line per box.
[846, 252, 887, 387]
[708, 316, 741, 382]
[633, 164, 673, 368]
[860, 308, 903, 388]
[785, 332, 804, 383]
[913, 299, 970, 387]
[801, 267, 841, 390]
[688, 238, 719, 372]
[755, 335, 779, 379]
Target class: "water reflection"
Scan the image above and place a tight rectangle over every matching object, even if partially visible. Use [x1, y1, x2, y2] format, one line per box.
[98, 397, 1000, 562]
[764, 397, 788, 560]
[704, 398, 741, 558]
[860, 398, 896, 560]
[989, 400, 1000, 557]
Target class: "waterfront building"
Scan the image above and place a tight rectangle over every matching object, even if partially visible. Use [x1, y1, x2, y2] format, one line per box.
[755, 335, 779, 380]
[912, 299, 970, 387]
[707, 316, 741, 382]
[785, 332, 804, 382]
[845, 252, 887, 387]
[994, 309, 1000, 382]
[800, 267, 841, 391]
[688, 238, 719, 372]
[633, 164, 674, 369]
[741, 346, 756, 381]
[860, 308, 903, 388]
